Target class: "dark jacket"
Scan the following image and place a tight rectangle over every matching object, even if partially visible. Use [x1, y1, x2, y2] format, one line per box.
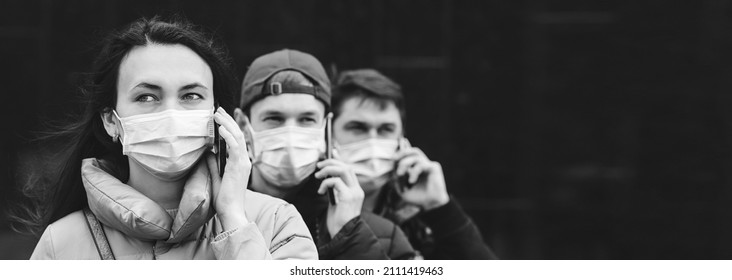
[282, 176, 415, 260]
[374, 181, 498, 260]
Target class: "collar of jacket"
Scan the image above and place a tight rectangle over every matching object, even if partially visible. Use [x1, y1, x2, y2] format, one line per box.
[81, 158, 214, 243]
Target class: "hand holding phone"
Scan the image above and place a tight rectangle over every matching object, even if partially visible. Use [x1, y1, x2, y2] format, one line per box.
[213, 105, 227, 177]
[393, 137, 412, 192]
[393, 140, 450, 211]
[208, 107, 252, 231]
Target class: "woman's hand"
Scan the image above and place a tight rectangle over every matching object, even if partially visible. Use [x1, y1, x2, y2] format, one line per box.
[314, 159, 364, 238]
[205, 107, 252, 231]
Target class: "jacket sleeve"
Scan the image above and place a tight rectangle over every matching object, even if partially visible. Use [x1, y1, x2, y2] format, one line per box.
[268, 203, 319, 260]
[385, 221, 416, 260]
[210, 222, 272, 259]
[317, 216, 390, 260]
[30, 226, 56, 260]
[210, 203, 318, 260]
[419, 197, 498, 260]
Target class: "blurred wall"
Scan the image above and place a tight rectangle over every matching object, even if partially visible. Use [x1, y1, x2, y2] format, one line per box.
[2, 0, 732, 259]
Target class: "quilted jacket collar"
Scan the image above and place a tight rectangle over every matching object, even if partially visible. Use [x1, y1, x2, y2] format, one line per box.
[81, 158, 214, 243]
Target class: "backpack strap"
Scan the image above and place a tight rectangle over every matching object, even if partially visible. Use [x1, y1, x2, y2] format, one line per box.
[82, 208, 115, 260]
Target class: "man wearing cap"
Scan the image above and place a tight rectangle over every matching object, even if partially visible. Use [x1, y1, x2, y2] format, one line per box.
[331, 69, 498, 259]
[234, 49, 415, 260]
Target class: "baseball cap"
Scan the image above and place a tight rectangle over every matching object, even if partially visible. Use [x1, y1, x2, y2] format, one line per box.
[239, 49, 331, 110]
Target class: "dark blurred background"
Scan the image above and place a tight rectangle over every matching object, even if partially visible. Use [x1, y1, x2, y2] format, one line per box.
[2, 0, 732, 259]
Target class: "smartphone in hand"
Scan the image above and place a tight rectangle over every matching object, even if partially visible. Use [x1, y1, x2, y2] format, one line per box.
[325, 112, 336, 205]
[213, 106, 226, 177]
[387, 137, 421, 223]
[394, 137, 412, 192]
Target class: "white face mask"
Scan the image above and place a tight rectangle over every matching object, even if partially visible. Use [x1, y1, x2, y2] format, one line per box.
[114, 109, 214, 181]
[337, 138, 399, 194]
[247, 124, 325, 187]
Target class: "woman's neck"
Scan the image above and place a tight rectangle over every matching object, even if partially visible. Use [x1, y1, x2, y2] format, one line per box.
[126, 159, 185, 210]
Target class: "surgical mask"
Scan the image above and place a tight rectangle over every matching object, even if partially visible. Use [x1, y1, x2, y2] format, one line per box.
[247, 124, 325, 187]
[337, 138, 399, 194]
[114, 109, 214, 181]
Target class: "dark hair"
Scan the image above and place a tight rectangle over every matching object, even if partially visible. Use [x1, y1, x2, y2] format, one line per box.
[332, 69, 406, 127]
[8, 16, 238, 236]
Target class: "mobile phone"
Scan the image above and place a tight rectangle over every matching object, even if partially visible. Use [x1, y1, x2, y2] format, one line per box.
[324, 112, 336, 205]
[387, 137, 421, 223]
[394, 137, 412, 192]
[213, 106, 226, 177]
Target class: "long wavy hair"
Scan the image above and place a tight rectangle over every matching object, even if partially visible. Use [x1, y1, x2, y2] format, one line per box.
[8, 16, 238, 236]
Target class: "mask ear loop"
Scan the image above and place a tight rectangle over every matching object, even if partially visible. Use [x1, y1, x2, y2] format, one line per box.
[111, 110, 125, 146]
[243, 115, 257, 161]
[322, 113, 332, 157]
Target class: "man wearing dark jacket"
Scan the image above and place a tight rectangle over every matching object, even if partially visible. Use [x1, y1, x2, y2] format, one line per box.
[234, 50, 414, 259]
[331, 69, 498, 259]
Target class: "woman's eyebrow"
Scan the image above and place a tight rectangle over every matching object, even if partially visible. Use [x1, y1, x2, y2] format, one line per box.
[133, 82, 161, 90]
[179, 83, 208, 91]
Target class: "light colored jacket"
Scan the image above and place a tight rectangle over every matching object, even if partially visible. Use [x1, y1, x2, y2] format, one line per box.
[30, 158, 318, 260]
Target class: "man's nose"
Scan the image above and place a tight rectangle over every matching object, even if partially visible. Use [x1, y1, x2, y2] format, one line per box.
[368, 129, 379, 139]
[285, 118, 299, 127]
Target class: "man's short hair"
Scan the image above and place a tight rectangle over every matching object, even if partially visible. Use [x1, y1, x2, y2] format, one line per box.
[332, 69, 406, 124]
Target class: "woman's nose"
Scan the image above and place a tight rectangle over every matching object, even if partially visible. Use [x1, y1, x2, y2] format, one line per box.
[161, 97, 185, 111]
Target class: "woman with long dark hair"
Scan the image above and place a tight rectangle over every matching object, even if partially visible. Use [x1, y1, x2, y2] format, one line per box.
[14, 16, 317, 260]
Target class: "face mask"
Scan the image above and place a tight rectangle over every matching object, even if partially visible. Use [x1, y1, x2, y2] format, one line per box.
[114, 109, 214, 181]
[337, 138, 399, 194]
[247, 124, 325, 187]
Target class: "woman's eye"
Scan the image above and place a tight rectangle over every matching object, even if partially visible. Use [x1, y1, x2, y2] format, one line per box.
[182, 93, 203, 101]
[135, 94, 158, 102]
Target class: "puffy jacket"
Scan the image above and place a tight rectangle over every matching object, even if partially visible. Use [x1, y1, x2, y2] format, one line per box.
[30, 158, 318, 260]
[284, 176, 415, 260]
[374, 182, 498, 260]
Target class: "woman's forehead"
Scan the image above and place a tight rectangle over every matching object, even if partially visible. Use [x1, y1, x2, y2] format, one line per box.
[117, 44, 213, 91]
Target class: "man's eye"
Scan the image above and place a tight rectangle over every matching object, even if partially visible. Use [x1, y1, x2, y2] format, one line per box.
[346, 125, 367, 133]
[300, 118, 316, 124]
[263, 116, 283, 123]
[135, 94, 158, 102]
[182, 93, 203, 101]
[379, 127, 395, 135]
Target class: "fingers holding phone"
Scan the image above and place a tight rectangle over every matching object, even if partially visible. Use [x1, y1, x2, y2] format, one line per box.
[314, 159, 364, 237]
[209, 107, 251, 231]
[394, 146, 450, 211]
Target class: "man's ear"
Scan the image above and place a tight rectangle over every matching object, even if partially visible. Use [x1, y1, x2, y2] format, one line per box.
[234, 108, 254, 158]
[100, 108, 120, 140]
[234, 108, 252, 137]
